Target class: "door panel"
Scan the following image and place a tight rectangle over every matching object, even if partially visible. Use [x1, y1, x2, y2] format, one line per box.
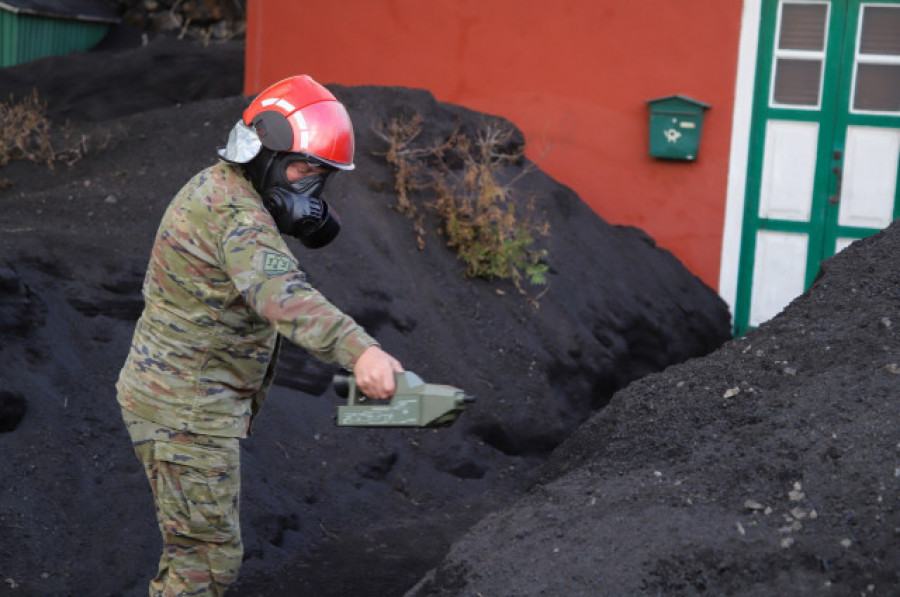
[750, 231, 809, 325]
[770, 2, 830, 108]
[839, 126, 900, 228]
[852, 4, 900, 111]
[835, 237, 855, 251]
[760, 120, 819, 220]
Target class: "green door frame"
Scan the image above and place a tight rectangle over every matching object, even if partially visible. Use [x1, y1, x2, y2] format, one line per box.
[735, 0, 900, 336]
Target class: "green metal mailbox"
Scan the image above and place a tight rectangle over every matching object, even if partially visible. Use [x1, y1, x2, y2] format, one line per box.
[646, 95, 710, 161]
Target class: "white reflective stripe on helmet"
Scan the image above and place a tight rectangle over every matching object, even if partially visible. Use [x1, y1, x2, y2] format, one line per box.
[288, 110, 310, 152]
[217, 120, 263, 164]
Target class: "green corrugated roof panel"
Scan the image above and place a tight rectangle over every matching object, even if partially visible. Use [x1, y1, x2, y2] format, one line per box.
[0, 0, 118, 67]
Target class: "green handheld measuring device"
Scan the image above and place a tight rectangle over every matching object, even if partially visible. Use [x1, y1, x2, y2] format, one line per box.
[332, 371, 474, 427]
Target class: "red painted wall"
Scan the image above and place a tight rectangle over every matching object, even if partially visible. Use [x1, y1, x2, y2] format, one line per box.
[245, 0, 743, 289]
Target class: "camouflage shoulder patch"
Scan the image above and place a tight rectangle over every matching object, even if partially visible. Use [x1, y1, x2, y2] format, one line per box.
[262, 251, 293, 277]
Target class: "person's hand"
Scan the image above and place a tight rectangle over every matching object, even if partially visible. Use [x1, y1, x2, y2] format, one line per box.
[353, 346, 403, 399]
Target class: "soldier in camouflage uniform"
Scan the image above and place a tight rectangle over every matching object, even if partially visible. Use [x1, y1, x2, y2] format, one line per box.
[117, 75, 402, 597]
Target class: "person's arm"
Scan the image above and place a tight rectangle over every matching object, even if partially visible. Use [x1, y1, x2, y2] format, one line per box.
[220, 203, 402, 396]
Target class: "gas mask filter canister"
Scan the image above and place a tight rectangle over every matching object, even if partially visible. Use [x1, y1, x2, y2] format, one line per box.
[262, 186, 341, 248]
[259, 153, 341, 248]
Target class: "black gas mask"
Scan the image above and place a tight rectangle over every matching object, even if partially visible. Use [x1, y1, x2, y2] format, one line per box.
[247, 150, 341, 248]
[263, 186, 341, 249]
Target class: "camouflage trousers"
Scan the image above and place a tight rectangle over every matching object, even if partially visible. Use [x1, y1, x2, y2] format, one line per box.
[121, 407, 243, 597]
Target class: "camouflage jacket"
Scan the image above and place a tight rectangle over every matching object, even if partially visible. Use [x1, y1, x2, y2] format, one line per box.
[116, 162, 376, 437]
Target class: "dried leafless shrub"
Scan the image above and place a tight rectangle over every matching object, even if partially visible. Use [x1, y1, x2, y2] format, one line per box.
[373, 113, 428, 213]
[0, 90, 56, 167]
[0, 90, 105, 171]
[375, 113, 549, 294]
[373, 113, 433, 248]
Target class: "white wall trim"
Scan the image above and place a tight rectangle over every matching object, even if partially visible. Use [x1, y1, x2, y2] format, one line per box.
[720, 0, 763, 321]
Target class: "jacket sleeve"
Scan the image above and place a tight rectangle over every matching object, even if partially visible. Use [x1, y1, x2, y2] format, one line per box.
[219, 203, 377, 368]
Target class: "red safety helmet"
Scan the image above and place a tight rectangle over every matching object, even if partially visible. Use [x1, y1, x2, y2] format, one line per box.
[218, 75, 355, 170]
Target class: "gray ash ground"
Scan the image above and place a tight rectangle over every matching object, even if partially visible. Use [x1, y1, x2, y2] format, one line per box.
[407, 221, 900, 597]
